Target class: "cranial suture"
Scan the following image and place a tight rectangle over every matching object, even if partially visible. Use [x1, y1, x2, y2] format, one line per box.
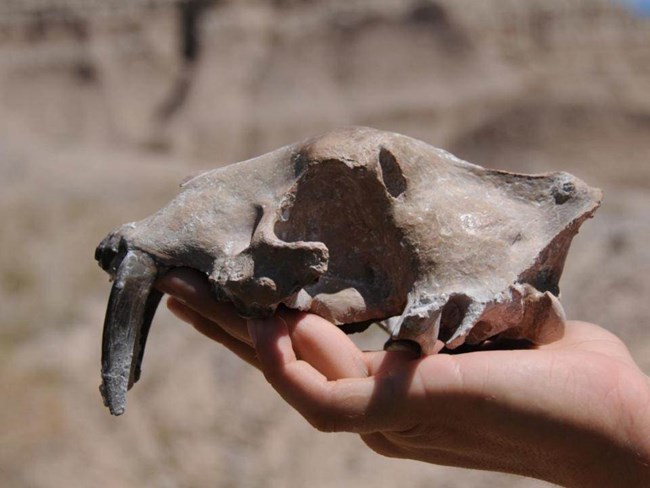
[96, 127, 602, 415]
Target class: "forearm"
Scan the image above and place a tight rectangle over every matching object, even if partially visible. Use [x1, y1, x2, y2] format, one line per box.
[549, 435, 650, 488]
[495, 423, 650, 487]
[544, 378, 650, 488]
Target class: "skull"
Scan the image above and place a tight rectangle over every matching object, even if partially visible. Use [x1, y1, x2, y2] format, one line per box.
[95, 126, 601, 415]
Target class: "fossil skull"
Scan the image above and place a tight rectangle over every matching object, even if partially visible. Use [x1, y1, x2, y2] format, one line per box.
[96, 126, 601, 415]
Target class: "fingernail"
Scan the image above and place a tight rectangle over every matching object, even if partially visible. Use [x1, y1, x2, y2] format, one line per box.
[247, 319, 263, 347]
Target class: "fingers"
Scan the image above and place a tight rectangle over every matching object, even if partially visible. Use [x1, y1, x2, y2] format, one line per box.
[156, 268, 251, 345]
[270, 309, 369, 381]
[157, 268, 372, 379]
[157, 268, 259, 367]
[249, 316, 413, 434]
[167, 297, 259, 368]
[157, 267, 417, 435]
[157, 268, 371, 380]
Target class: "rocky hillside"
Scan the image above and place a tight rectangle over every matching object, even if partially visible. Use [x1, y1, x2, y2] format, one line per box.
[1, 1, 649, 487]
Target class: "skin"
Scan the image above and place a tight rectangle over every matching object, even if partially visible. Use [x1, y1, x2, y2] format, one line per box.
[156, 268, 650, 488]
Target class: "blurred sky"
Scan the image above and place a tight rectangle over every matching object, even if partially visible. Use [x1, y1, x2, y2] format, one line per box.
[622, 0, 650, 15]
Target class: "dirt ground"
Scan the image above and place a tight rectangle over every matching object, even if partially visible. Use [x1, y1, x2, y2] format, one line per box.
[1, 1, 649, 487]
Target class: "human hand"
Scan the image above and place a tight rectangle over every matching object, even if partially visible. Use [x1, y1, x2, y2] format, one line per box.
[156, 268, 650, 488]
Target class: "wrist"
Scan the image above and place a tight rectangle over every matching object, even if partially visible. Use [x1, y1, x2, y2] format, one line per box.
[562, 435, 650, 488]
[548, 375, 650, 488]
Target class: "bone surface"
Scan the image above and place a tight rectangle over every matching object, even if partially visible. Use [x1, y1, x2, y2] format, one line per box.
[95, 126, 602, 415]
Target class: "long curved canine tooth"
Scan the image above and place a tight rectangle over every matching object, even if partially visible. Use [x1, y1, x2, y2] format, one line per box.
[100, 250, 158, 416]
[132, 289, 163, 385]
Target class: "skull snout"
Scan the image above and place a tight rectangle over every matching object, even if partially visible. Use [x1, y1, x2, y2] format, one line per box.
[95, 233, 121, 272]
[95, 229, 132, 275]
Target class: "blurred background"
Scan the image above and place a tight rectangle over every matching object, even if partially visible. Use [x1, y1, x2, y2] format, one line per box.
[1, 0, 649, 486]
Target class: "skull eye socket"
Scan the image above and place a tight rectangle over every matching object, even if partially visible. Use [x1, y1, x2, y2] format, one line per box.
[378, 147, 407, 198]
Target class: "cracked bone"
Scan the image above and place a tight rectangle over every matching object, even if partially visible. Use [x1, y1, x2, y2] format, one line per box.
[95, 126, 602, 415]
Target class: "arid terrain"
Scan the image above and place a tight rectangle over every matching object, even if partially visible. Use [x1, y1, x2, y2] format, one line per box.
[1, 1, 649, 487]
